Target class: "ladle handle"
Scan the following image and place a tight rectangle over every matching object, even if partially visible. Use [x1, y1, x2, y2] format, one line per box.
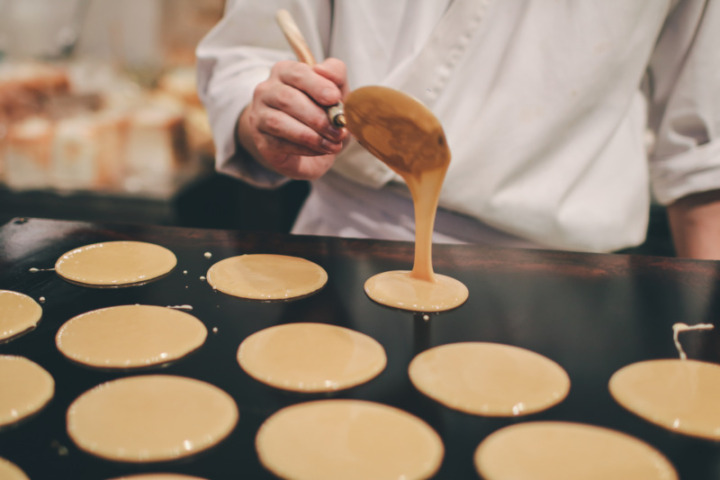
[276, 9, 317, 66]
[275, 9, 346, 127]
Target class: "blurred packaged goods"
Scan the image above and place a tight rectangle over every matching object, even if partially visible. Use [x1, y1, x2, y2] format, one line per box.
[0, 63, 72, 123]
[0, 61, 214, 198]
[0, 0, 223, 199]
[3, 116, 54, 190]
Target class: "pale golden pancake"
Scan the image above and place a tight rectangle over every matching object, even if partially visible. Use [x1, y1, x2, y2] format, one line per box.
[0, 457, 30, 480]
[55, 241, 176, 286]
[409, 342, 569, 416]
[107, 474, 208, 480]
[207, 254, 327, 300]
[67, 375, 238, 462]
[238, 323, 386, 392]
[0, 355, 54, 427]
[364, 270, 468, 312]
[475, 421, 677, 480]
[609, 358, 720, 440]
[56, 305, 207, 368]
[0, 290, 42, 341]
[256, 399, 443, 480]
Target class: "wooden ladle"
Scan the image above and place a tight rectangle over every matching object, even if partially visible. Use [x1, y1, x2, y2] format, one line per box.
[276, 9, 345, 127]
[344, 86, 451, 282]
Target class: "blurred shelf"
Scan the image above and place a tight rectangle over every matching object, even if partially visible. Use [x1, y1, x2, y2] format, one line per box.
[0, 173, 310, 234]
[0, 176, 672, 257]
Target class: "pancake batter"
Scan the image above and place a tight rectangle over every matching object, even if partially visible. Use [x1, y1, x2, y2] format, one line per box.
[365, 270, 468, 312]
[408, 342, 569, 416]
[0, 355, 54, 427]
[256, 399, 443, 480]
[609, 358, 720, 441]
[67, 375, 238, 462]
[207, 254, 327, 300]
[474, 421, 677, 480]
[0, 290, 42, 341]
[55, 241, 177, 286]
[0, 457, 30, 480]
[56, 305, 207, 369]
[107, 475, 208, 480]
[238, 323, 386, 392]
[345, 88, 468, 313]
[671, 322, 713, 360]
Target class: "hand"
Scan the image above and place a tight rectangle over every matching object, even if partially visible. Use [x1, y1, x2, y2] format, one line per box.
[238, 58, 349, 180]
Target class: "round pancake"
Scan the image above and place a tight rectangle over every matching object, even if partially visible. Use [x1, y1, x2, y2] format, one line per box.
[55, 241, 176, 286]
[67, 375, 238, 462]
[475, 421, 677, 480]
[0, 355, 54, 427]
[238, 323, 386, 392]
[256, 399, 443, 480]
[107, 475, 208, 480]
[56, 305, 207, 369]
[0, 290, 42, 341]
[207, 254, 327, 300]
[409, 342, 569, 416]
[0, 457, 30, 480]
[364, 270, 468, 312]
[609, 358, 720, 441]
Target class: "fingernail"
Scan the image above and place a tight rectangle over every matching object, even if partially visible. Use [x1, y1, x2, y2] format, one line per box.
[328, 126, 343, 138]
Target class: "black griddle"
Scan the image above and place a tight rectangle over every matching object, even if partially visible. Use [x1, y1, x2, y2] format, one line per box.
[1, 217, 719, 479]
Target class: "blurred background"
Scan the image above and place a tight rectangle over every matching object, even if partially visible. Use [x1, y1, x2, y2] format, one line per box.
[0, 0, 670, 254]
[0, 0, 309, 232]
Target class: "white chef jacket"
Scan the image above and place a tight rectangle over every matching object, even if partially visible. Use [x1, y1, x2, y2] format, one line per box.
[196, 0, 720, 252]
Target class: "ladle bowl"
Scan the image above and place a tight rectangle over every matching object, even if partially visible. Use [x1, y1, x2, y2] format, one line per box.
[344, 86, 450, 178]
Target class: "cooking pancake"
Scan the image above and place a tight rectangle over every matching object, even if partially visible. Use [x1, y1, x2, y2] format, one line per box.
[0, 355, 54, 427]
[66, 375, 238, 462]
[346, 88, 466, 313]
[107, 474, 208, 480]
[207, 254, 327, 300]
[0, 457, 30, 480]
[474, 421, 677, 480]
[238, 323, 386, 392]
[55, 241, 176, 287]
[0, 290, 42, 341]
[609, 358, 720, 441]
[409, 342, 569, 416]
[56, 305, 207, 369]
[365, 270, 468, 312]
[256, 399, 443, 480]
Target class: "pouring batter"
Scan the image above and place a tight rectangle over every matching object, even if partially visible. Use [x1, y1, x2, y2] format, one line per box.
[345, 86, 468, 312]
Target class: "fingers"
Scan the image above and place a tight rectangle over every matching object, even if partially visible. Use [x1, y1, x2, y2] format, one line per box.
[258, 81, 344, 144]
[314, 58, 348, 96]
[237, 105, 335, 180]
[252, 94, 343, 162]
[241, 59, 350, 179]
[253, 60, 347, 153]
[275, 60, 344, 107]
[242, 97, 341, 180]
[256, 107, 343, 156]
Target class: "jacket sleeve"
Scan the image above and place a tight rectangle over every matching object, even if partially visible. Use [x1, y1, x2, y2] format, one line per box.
[195, 0, 332, 188]
[648, 0, 720, 205]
